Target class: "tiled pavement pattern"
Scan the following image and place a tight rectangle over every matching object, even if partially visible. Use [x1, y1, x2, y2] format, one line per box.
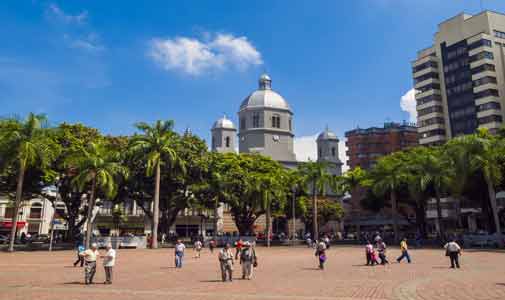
[1, 247, 504, 300]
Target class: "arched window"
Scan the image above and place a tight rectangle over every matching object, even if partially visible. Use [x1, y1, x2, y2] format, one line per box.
[240, 118, 246, 130]
[272, 114, 281, 128]
[331, 147, 336, 157]
[252, 113, 260, 128]
[225, 136, 230, 148]
[30, 202, 42, 219]
[211, 136, 216, 149]
[289, 118, 292, 131]
[318, 148, 322, 158]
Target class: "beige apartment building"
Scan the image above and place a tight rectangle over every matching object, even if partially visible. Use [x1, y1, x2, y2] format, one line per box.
[413, 11, 505, 145]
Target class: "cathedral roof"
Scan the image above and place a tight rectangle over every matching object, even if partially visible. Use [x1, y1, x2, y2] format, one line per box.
[212, 115, 235, 130]
[317, 127, 339, 141]
[239, 74, 291, 111]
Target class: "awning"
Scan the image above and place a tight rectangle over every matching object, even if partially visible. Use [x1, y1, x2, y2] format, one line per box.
[1, 221, 27, 229]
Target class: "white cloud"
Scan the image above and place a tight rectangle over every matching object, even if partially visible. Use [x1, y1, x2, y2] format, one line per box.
[148, 33, 263, 75]
[65, 33, 105, 53]
[294, 134, 349, 172]
[47, 3, 88, 24]
[400, 88, 417, 123]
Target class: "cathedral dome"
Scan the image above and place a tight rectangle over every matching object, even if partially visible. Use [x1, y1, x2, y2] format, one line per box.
[317, 127, 339, 141]
[239, 74, 291, 111]
[212, 115, 235, 130]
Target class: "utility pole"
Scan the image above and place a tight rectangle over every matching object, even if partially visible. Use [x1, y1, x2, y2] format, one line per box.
[292, 186, 296, 246]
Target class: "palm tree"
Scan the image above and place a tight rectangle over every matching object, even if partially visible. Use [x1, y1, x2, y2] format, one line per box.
[0, 113, 57, 252]
[452, 130, 504, 239]
[130, 120, 182, 249]
[298, 161, 331, 241]
[370, 154, 406, 242]
[67, 141, 128, 248]
[408, 147, 453, 239]
[336, 167, 367, 238]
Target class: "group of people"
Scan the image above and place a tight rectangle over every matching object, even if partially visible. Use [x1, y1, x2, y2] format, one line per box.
[172, 238, 257, 282]
[76, 243, 116, 285]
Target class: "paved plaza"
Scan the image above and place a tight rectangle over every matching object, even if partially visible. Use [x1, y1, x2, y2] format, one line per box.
[1, 246, 504, 300]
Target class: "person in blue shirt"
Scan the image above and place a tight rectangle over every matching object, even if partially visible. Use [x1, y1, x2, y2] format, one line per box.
[73, 242, 85, 267]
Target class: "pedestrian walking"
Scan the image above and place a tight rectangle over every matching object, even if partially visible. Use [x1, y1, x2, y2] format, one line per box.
[396, 238, 411, 263]
[73, 242, 85, 267]
[444, 238, 462, 269]
[234, 238, 243, 260]
[174, 240, 186, 268]
[218, 243, 234, 282]
[101, 243, 116, 284]
[79, 243, 100, 285]
[315, 240, 327, 269]
[239, 241, 257, 280]
[209, 239, 216, 253]
[376, 238, 389, 265]
[194, 240, 203, 258]
[365, 240, 374, 266]
[323, 235, 331, 249]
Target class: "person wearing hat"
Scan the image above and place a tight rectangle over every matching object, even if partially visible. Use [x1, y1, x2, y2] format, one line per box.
[218, 243, 234, 282]
[79, 243, 100, 285]
[239, 241, 257, 280]
[396, 238, 411, 263]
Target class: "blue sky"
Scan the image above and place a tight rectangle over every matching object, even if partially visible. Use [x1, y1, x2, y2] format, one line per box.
[2, 0, 505, 164]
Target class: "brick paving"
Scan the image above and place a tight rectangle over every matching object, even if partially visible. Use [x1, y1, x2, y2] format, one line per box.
[1, 246, 504, 300]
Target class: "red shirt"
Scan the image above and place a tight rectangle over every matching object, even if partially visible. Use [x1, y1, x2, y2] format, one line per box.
[236, 240, 243, 249]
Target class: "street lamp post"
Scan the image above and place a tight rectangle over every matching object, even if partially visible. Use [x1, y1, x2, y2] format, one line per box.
[292, 186, 296, 246]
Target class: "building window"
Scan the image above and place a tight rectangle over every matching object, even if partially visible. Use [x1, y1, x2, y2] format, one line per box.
[469, 51, 494, 63]
[331, 147, 336, 157]
[318, 148, 322, 157]
[225, 136, 230, 148]
[478, 115, 503, 125]
[418, 105, 443, 117]
[4, 207, 14, 218]
[240, 118, 245, 130]
[211, 136, 216, 149]
[468, 39, 492, 51]
[252, 113, 260, 128]
[289, 118, 292, 131]
[474, 89, 499, 99]
[473, 76, 497, 87]
[494, 30, 505, 39]
[477, 102, 501, 112]
[272, 114, 281, 128]
[471, 63, 495, 75]
[30, 203, 42, 219]
[412, 61, 438, 73]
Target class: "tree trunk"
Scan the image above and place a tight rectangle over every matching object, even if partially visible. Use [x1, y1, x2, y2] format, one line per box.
[266, 202, 271, 247]
[485, 176, 502, 238]
[415, 198, 427, 239]
[151, 162, 161, 249]
[312, 180, 318, 241]
[391, 190, 398, 242]
[434, 189, 444, 239]
[85, 176, 97, 249]
[8, 164, 26, 252]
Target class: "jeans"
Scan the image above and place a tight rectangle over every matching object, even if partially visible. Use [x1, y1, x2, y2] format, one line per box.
[175, 252, 184, 268]
[397, 250, 411, 263]
[379, 252, 389, 264]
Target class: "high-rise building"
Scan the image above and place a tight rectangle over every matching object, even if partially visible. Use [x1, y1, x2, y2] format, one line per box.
[345, 122, 418, 170]
[413, 11, 505, 145]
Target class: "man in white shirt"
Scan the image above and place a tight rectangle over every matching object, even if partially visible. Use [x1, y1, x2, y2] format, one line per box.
[444, 239, 462, 268]
[174, 240, 186, 268]
[79, 243, 100, 285]
[219, 243, 234, 282]
[194, 240, 203, 258]
[101, 243, 116, 284]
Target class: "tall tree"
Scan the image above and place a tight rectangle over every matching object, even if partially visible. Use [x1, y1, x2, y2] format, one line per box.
[298, 161, 331, 241]
[370, 154, 406, 242]
[0, 113, 58, 252]
[130, 120, 182, 249]
[66, 141, 128, 248]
